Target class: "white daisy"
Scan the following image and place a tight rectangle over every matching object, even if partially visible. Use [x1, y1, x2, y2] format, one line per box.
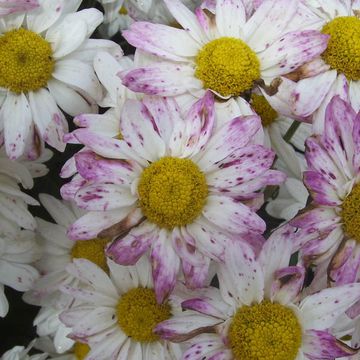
[0, 0, 38, 16]
[0, 228, 41, 317]
[120, 0, 328, 103]
[62, 94, 285, 302]
[290, 0, 360, 133]
[23, 194, 116, 354]
[0, 146, 39, 233]
[60, 257, 182, 360]
[156, 226, 360, 360]
[0, 0, 120, 159]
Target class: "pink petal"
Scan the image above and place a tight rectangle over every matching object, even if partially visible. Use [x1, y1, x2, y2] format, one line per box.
[303, 330, 358, 359]
[123, 22, 199, 61]
[106, 222, 156, 265]
[120, 62, 200, 96]
[151, 230, 181, 303]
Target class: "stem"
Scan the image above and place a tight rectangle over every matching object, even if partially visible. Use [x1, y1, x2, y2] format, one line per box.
[283, 120, 301, 144]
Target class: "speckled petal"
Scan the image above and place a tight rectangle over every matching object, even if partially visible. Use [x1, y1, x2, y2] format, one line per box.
[299, 283, 360, 330]
[123, 22, 200, 61]
[120, 62, 201, 96]
[106, 222, 156, 265]
[302, 330, 358, 359]
[151, 229, 181, 303]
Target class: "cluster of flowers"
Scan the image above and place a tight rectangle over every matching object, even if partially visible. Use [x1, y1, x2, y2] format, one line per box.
[1, 0, 360, 359]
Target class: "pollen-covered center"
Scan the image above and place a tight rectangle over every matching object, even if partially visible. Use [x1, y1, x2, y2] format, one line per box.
[251, 94, 278, 127]
[71, 238, 110, 272]
[117, 287, 171, 343]
[138, 157, 208, 229]
[195, 37, 260, 97]
[0, 28, 54, 93]
[341, 182, 360, 243]
[228, 301, 302, 360]
[321, 16, 360, 80]
[74, 342, 90, 360]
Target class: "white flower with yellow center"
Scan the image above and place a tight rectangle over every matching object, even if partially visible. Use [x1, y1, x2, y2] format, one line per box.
[119, 0, 328, 102]
[155, 227, 360, 360]
[290, 0, 360, 133]
[0, 145, 39, 233]
[0, 0, 120, 159]
[62, 93, 285, 302]
[22, 194, 114, 354]
[60, 257, 182, 360]
[0, 0, 38, 16]
[0, 228, 41, 318]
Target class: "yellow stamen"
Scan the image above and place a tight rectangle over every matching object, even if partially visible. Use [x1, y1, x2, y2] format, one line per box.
[251, 94, 278, 127]
[138, 157, 208, 229]
[117, 287, 171, 342]
[195, 37, 260, 97]
[71, 238, 110, 272]
[321, 16, 360, 80]
[118, 6, 128, 15]
[0, 28, 54, 93]
[74, 342, 90, 360]
[228, 301, 302, 360]
[341, 183, 360, 242]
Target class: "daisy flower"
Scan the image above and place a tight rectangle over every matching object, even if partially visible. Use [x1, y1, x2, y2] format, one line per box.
[63, 93, 285, 302]
[290, 0, 360, 133]
[0, 146, 39, 233]
[0, 0, 38, 16]
[0, 0, 120, 159]
[60, 257, 182, 360]
[120, 0, 328, 103]
[290, 96, 360, 280]
[24, 193, 111, 305]
[0, 228, 41, 317]
[155, 226, 360, 360]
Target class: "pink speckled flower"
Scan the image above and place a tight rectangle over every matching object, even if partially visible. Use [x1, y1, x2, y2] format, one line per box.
[291, 96, 360, 284]
[119, 0, 328, 102]
[62, 92, 285, 302]
[155, 226, 360, 360]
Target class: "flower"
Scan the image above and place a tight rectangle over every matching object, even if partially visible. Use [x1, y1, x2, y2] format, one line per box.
[290, 0, 360, 133]
[0, 228, 41, 317]
[155, 226, 360, 360]
[0, 0, 120, 159]
[0, 0, 38, 16]
[0, 146, 39, 233]
[120, 0, 328, 103]
[291, 96, 360, 281]
[60, 257, 182, 360]
[62, 93, 285, 302]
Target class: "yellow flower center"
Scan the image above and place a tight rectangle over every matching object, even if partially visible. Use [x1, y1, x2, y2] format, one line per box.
[195, 37, 260, 97]
[250, 94, 278, 127]
[71, 238, 110, 272]
[117, 287, 171, 342]
[138, 157, 208, 229]
[228, 301, 302, 360]
[341, 183, 360, 243]
[118, 6, 128, 15]
[0, 28, 54, 93]
[74, 342, 90, 360]
[321, 16, 360, 80]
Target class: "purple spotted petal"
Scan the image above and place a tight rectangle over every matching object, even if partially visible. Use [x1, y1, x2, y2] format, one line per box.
[151, 230, 181, 303]
[303, 330, 358, 359]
